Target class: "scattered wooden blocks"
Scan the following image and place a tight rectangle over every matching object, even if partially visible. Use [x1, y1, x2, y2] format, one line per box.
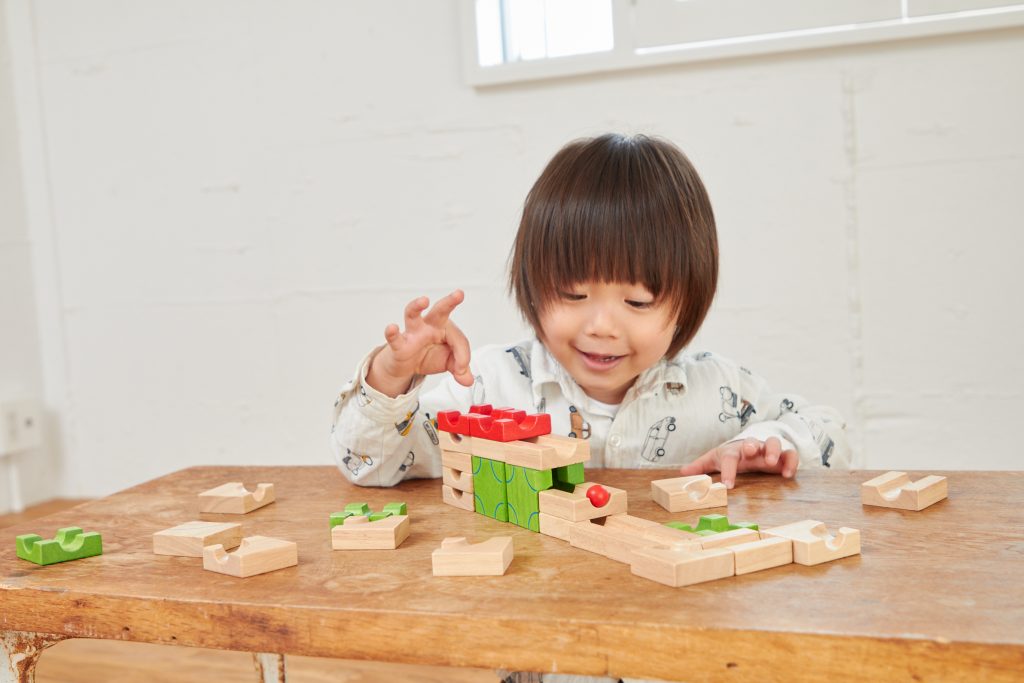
[651, 475, 727, 512]
[431, 536, 513, 576]
[331, 515, 410, 550]
[630, 543, 735, 587]
[153, 521, 242, 557]
[198, 482, 275, 514]
[442, 485, 475, 511]
[16, 527, 103, 566]
[730, 537, 793, 575]
[761, 520, 861, 566]
[202, 536, 297, 577]
[861, 471, 948, 511]
[538, 482, 627, 522]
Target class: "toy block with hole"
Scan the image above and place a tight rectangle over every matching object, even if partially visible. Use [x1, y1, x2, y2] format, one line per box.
[538, 512, 573, 541]
[202, 535, 297, 577]
[439, 404, 552, 442]
[538, 483, 627, 522]
[436, 403, 492, 435]
[651, 475, 728, 513]
[760, 520, 861, 566]
[153, 521, 242, 557]
[439, 431, 590, 470]
[472, 456, 510, 522]
[729, 537, 793, 575]
[696, 527, 761, 550]
[331, 514, 410, 550]
[665, 514, 758, 536]
[506, 464, 554, 532]
[16, 527, 103, 566]
[442, 466, 474, 492]
[441, 449, 472, 472]
[431, 536, 514, 576]
[629, 543, 736, 588]
[198, 482, 275, 514]
[602, 514, 703, 546]
[442, 485, 475, 511]
[861, 471, 948, 511]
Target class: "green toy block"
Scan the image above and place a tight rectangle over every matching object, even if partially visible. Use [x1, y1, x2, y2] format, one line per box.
[345, 502, 371, 515]
[472, 456, 510, 522]
[552, 462, 585, 492]
[16, 527, 103, 566]
[665, 514, 759, 535]
[382, 502, 407, 516]
[506, 464, 554, 532]
[332, 501, 408, 527]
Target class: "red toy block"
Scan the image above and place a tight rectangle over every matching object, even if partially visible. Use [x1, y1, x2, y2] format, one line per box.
[437, 405, 495, 435]
[468, 412, 552, 442]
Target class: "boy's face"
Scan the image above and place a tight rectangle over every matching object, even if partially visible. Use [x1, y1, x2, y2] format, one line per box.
[537, 280, 677, 405]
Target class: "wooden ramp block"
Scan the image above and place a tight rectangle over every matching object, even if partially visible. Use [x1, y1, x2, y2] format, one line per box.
[651, 475, 728, 513]
[202, 536, 297, 577]
[442, 466, 474, 492]
[331, 515, 410, 550]
[630, 544, 735, 588]
[761, 520, 861, 566]
[442, 485, 475, 511]
[861, 471, 948, 511]
[153, 521, 242, 557]
[439, 431, 590, 470]
[538, 483, 627, 522]
[198, 482, 275, 514]
[431, 536, 513, 576]
[730, 537, 793, 575]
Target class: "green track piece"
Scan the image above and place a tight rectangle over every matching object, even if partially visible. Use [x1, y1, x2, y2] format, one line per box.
[329, 512, 349, 528]
[665, 514, 759, 535]
[382, 502, 407, 516]
[345, 503, 371, 515]
[367, 512, 390, 522]
[16, 527, 103, 566]
[552, 462, 585, 492]
[332, 501, 408, 527]
[472, 456, 510, 522]
[506, 465, 554, 532]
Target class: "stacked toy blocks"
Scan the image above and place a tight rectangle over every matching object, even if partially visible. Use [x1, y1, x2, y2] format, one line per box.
[330, 502, 410, 550]
[437, 404, 590, 532]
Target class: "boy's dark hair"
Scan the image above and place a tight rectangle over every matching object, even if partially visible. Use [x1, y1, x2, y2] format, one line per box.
[508, 133, 718, 358]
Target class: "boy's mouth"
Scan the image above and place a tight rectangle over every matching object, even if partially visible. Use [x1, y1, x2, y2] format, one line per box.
[577, 349, 625, 370]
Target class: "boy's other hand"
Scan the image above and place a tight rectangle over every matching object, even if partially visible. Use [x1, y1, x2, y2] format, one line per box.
[366, 290, 473, 398]
[678, 437, 799, 489]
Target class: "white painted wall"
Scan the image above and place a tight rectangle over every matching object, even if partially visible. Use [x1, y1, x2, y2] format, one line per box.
[3, 1, 1022, 503]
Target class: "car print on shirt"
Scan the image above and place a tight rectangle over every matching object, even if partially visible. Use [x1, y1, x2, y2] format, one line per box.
[719, 386, 756, 427]
[395, 402, 420, 437]
[568, 405, 591, 439]
[506, 345, 532, 379]
[422, 413, 440, 445]
[356, 386, 371, 407]
[343, 450, 373, 476]
[807, 420, 835, 468]
[641, 417, 677, 462]
[399, 451, 415, 473]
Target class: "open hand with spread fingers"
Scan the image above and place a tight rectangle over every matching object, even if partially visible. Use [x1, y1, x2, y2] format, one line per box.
[678, 436, 799, 489]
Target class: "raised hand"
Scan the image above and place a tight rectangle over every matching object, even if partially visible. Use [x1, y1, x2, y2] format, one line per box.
[678, 437, 799, 489]
[366, 290, 473, 397]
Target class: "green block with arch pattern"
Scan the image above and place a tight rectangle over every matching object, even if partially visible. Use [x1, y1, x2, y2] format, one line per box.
[506, 464, 554, 532]
[472, 456, 509, 522]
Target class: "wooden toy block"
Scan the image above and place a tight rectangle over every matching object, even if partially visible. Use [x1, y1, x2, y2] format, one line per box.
[569, 520, 691, 564]
[665, 514, 758, 536]
[538, 482, 627, 522]
[331, 515, 410, 550]
[442, 466, 474, 493]
[442, 485, 475, 511]
[16, 527, 103, 566]
[506, 464, 554, 532]
[467, 411, 552, 442]
[601, 514, 702, 546]
[439, 431, 590, 470]
[431, 536, 514, 576]
[472, 456, 510, 522]
[441, 449, 473, 472]
[332, 502, 408, 527]
[697, 527, 761, 550]
[202, 536, 297, 577]
[730, 537, 793, 575]
[629, 543, 735, 588]
[552, 462, 586, 492]
[198, 482, 275, 514]
[651, 475, 728, 513]
[861, 471, 948, 511]
[760, 520, 861, 566]
[437, 403, 493, 435]
[538, 512, 573, 541]
[152, 521, 242, 557]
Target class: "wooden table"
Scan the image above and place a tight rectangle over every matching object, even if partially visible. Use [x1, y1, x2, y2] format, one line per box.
[1, 467, 1022, 682]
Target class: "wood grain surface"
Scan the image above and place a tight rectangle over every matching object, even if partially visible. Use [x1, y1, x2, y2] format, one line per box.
[1, 466, 1022, 682]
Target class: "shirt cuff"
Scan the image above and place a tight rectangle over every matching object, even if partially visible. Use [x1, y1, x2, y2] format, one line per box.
[352, 346, 426, 422]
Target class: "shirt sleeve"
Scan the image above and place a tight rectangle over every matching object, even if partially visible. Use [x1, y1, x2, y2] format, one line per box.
[725, 364, 851, 469]
[329, 346, 478, 487]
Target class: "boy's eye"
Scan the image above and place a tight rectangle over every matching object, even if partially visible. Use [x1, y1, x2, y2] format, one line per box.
[560, 292, 586, 301]
[626, 299, 653, 309]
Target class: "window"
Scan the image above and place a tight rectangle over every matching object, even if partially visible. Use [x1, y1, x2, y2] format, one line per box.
[462, 0, 1024, 85]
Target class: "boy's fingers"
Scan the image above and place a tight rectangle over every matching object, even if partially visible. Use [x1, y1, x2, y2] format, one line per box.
[383, 323, 401, 345]
[445, 321, 474, 386]
[719, 445, 741, 489]
[403, 296, 430, 328]
[780, 450, 800, 478]
[764, 437, 782, 467]
[423, 289, 465, 328]
[678, 449, 720, 477]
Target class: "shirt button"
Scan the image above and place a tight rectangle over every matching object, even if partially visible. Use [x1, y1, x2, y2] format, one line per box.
[609, 435, 621, 447]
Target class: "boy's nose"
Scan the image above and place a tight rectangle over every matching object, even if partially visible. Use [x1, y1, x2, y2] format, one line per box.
[583, 305, 620, 338]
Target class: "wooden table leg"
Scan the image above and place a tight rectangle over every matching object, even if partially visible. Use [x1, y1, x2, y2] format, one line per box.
[252, 652, 286, 682]
[0, 631, 67, 683]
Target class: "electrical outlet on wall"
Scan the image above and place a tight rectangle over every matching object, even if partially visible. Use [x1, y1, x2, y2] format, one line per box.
[0, 400, 43, 456]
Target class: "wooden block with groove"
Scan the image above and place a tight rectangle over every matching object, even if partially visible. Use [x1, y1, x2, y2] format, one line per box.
[730, 536, 793, 575]
[861, 471, 948, 511]
[629, 543, 735, 588]
[431, 536, 513, 576]
[331, 514, 410, 550]
[202, 536, 297, 577]
[569, 520, 691, 564]
[697, 527, 760, 550]
[441, 449, 472, 472]
[153, 521, 242, 557]
[442, 466, 473, 492]
[651, 475, 728, 513]
[601, 514, 702, 546]
[760, 520, 861, 566]
[198, 482, 275, 514]
[538, 482, 627, 522]
[439, 431, 590, 470]
[442, 485, 475, 511]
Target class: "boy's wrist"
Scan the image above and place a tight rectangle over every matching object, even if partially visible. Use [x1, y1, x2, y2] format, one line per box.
[365, 349, 414, 398]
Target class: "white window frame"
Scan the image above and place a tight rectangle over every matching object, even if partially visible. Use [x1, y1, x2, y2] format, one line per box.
[460, 0, 1024, 87]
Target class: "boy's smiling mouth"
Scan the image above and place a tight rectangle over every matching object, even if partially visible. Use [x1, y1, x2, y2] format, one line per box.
[576, 347, 626, 370]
